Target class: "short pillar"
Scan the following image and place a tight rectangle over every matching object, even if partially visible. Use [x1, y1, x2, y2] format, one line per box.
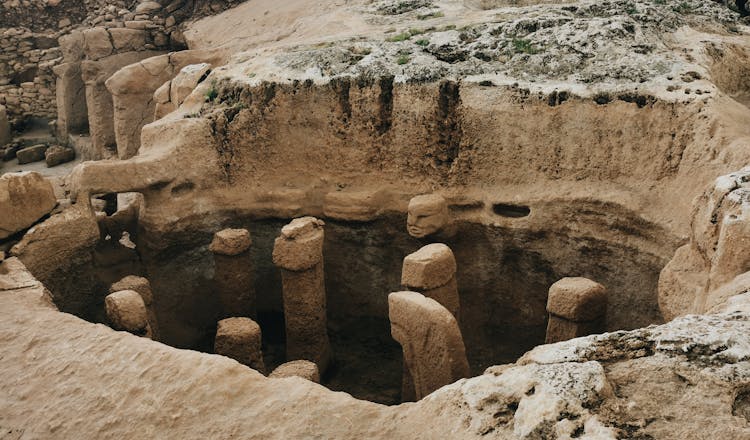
[105, 290, 151, 338]
[210, 228, 255, 318]
[110, 275, 159, 340]
[545, 277, 607, 344]
[269, 360, 320, 383]
[215, 317, 265, 374]
[272, 217, 331, 374]
[389, 291, 469, 401]
[401, 243, 460, 319]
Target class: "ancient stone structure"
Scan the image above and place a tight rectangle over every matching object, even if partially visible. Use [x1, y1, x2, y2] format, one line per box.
[209, 228, 255, 319]
[389, 291, 470, 401]
[0, 105, 10, 146]
[214, 317, 265, 374]
[269, 360, 320, 383]
[545, 277, 607, 343]
[272, 217, 331, 374]
[0, 172, 56, 239]
[401, 243, 460, 319]
[110, 275, 159, 341]
[406, 194, 450, 239]
[105, 289, 151, 337]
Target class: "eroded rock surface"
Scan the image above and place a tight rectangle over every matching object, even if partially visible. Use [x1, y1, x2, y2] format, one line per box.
[0, 172, 56, 239]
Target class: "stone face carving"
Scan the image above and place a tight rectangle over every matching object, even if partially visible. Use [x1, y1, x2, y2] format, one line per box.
[272, 217, 331, 374]
[210, 228, 255, 318]
[545, 277, 607, 343]
[214, 317, 265, 374]
[110, 276, 159, 341]
[389, 291, 470, 401]
[407, 194, 450, 238]
[105, 289, 151, 338]
[401, 243, 460, 319]
[269, 360, 321, 383]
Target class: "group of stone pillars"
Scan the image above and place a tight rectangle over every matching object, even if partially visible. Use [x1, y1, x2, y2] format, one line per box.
[209, 217, 330, 382]
[103, 212, 608, 398]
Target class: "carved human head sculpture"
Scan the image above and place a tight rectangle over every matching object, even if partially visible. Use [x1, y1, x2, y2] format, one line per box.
[407, 194, 449, 238]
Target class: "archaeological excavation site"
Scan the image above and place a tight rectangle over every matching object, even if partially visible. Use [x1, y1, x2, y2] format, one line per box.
[3, 0, 750, 438]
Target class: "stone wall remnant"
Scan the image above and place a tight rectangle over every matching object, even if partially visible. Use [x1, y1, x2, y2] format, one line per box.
[272, 216, 331, 374]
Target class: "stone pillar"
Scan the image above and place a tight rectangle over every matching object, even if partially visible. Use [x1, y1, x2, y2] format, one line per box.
[214, 317, 265, 374]
[545, 277, 607, 344]
[272, 217, 331, 374]
[209, 228, 255, 319]
[401, 243, 460, 319]
[110, 276, 159, 341]
[52, 63, 88, 141]
[388, 291, 470, 401]
[105, 290, 151, 338]
[269, 360, 320, 383]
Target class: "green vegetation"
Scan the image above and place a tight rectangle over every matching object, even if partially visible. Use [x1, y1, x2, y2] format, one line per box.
[396, 55, 411, 65]
[205, 80, 218, 102]
[673, 1, 694, 14]
[415, 38, 430, 47]
[386, 32, 412, 42]
[511, 38, 541, 55]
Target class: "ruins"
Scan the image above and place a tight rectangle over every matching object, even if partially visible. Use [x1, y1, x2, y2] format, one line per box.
[1, 0, 750, 438]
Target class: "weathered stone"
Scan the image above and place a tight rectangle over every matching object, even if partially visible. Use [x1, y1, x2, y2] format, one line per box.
[273, 217, 330, 373]
[135, 1, 162, 14]
[0, 105, 11, 147]
[389, 291, 469, 401]
[110, 275, 159, 340]
[53, 62, 89, 140]
[170, 63, 211, 106]
[402, 243, 457, 290]
[0, 172, 56, 239]
[45, 145, 75, 167]
[546, 277, 607, 322]
[105, 290, 151, 337]
[272, 217, 325, 271]
[323, 189, 383, 221]
[16, 144, 48, 164]
[215, 317, 265, 374]
[210, 229, 255, 318]
[82, 27, 113, 60]
[209, 228, 251, 256]
[269, 360, 320, 383]
[59, 30, 85, 62]
[109, 28, 147, 52]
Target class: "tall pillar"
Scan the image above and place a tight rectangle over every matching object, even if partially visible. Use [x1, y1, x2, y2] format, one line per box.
[214, 317, 265, 374]
[545, 277, 607, 344]
[401, 243, 460, 319]
[209, 228, 255, 318]
[272, 217, 331, 374]
[105, 289, 151, 338]
[388, 291, 469, 401]
[110, 275, 159, 341]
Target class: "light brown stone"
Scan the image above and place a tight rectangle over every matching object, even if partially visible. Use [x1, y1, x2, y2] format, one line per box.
[389, 291, 469, 400]
[269, 360, 320, 383]
[401, 243, 457, 290]
[272, 217, 325, 271]
[546, 277, 607, 322]
[105, 290, 150, 336]
[209, 228, 251, 256]
[215, 317, 265, 374]
[407, 194, 449, 238]
[0, 172, 56, 239]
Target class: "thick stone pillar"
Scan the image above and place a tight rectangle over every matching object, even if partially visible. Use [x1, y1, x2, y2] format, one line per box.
[269, 360, 320, 383]
[0, 105, 11, 146]
[52, 63, 88, 141]
[545, 277, 607, 343]
[388, 291, 470, 401]
[110, 276, 159, 341]
[401, 243, 460, 319]
[105, 290, 151, 338]
[209, 228, 255, 318]
[272, 217, 331, 374]
[214, 317, 265, 374]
